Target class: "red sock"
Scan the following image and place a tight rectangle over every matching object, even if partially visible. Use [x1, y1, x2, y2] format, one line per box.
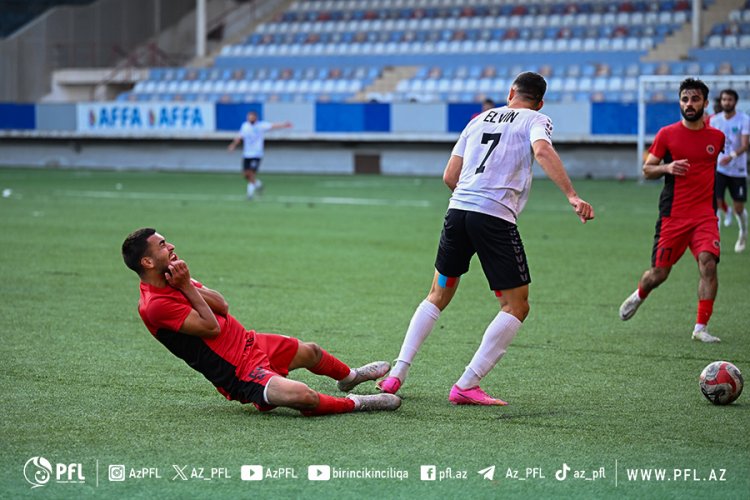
[301, 393, 355, 416]
[696, 299, 714, 325]
[309, 349, 351, 380]
[637, 285, 650, 300]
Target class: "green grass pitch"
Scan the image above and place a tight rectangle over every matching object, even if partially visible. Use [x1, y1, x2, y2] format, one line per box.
[1, 167, 748, 499]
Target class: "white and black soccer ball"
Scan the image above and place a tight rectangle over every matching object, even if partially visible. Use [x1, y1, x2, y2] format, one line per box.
[699, 361, 744, 405]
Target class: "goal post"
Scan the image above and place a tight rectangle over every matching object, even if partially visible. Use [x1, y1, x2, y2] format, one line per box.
[636, 74, 750, 180]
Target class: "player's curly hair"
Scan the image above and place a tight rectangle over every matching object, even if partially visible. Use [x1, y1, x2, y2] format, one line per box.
[122, 227, 156, 274]
[679, 78, 709, 100]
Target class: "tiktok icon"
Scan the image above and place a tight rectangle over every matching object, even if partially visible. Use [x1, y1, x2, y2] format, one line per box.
[555, 463, 571, 481]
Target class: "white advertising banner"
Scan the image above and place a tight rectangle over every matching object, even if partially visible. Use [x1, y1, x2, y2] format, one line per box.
[77, 102, 215, 134]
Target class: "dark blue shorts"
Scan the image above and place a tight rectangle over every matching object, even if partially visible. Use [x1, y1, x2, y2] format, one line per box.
[715, 172, 747, 202]
[243, 157, 262, 171]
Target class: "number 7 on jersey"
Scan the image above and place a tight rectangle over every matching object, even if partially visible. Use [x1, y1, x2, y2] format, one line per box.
[475, 133, 502, 174]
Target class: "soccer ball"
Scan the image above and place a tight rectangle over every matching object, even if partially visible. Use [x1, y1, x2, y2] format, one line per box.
[699, 361, 743, 405]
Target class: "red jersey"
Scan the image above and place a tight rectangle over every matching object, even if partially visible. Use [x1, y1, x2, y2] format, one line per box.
[649, 121, 725, 218]
[138, 280, 257, 393]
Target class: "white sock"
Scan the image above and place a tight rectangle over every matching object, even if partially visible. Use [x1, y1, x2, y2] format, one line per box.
[390, 300, 441, 381]
[737, 208, 748, 236]
[255, 179, 263, 189]
[346, 394, 362, 409]
[456, 312, 522, 389]
[340, 369, 357, 384]
[694, 323, 706, 333]
[246, 182, 256, 198]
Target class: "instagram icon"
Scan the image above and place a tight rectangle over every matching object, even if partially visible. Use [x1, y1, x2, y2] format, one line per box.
[108, 465, 126, 482]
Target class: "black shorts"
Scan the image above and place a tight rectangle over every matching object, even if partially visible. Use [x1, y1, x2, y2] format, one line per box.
[434, 209, 531, 291]
[715, 172, 747, 202]
[243, 157, 262, 172]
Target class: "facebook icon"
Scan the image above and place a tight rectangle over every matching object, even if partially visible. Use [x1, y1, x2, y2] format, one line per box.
[420, 465, 436, 481]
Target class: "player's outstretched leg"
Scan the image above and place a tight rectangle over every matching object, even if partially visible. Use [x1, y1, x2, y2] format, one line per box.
[378, 298, 442, 395]
[263, 377, 355, 416]
[296, 342, 390, 392]
[379, 273, 459, 394]
[337, 361, 391, 392]
[301, 393, 401, 416]
[265, 377, 400, 416]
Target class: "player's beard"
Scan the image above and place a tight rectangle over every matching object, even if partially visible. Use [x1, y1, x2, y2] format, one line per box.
[681, 106, 704, 122]
[722, 103, 735, 114]
[159, 253, 177, 276]
[158, 261, 171, 276]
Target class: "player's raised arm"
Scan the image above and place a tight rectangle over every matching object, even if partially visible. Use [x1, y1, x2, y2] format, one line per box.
[532, 139, 594, 223]
[166, 260, 221, 338]
[270, 121, 293, 130]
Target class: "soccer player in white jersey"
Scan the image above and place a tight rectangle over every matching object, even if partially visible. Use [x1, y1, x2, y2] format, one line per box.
[712, 89, 750, 252]
[377, 72, 595, 405]
[228, 111, 292, 199]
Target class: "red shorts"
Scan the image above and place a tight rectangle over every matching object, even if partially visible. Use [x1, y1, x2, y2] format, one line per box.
[651, 215, 720, 268]
[217, 333, 299, 410]
[239, 333, 299, 384]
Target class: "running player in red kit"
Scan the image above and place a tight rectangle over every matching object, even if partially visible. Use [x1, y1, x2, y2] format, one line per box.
[122, 228, 400, 416]
[619, 78, 726, 342]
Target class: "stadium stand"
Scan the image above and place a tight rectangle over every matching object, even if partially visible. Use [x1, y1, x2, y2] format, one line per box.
[3, 0, 750, 177]
[114, 0, 749, 105]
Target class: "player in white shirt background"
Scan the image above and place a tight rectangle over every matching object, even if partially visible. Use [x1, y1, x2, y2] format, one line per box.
[711, 89, 750, 253]
[228, 111, 292, 199]
[377, 72, 594, 405]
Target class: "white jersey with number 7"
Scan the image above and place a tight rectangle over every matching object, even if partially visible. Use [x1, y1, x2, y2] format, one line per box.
[449, 106, 554, 224]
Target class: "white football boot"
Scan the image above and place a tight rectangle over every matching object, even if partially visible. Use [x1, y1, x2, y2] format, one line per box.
[347, 393, 401, 411]
[692, 326, 721, 343]
[619, 290, 642, 321]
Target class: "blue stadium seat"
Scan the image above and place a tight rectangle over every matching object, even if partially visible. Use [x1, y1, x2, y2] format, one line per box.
[122, 0, 750, 105]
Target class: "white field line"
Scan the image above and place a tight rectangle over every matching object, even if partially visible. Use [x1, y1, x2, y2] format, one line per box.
[48, 190, 654, 214]
[53, 189, 432, 208]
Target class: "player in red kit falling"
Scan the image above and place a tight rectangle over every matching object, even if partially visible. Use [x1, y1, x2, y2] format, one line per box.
[619, 78, 726, 342]
[122, 228, 400, 415]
